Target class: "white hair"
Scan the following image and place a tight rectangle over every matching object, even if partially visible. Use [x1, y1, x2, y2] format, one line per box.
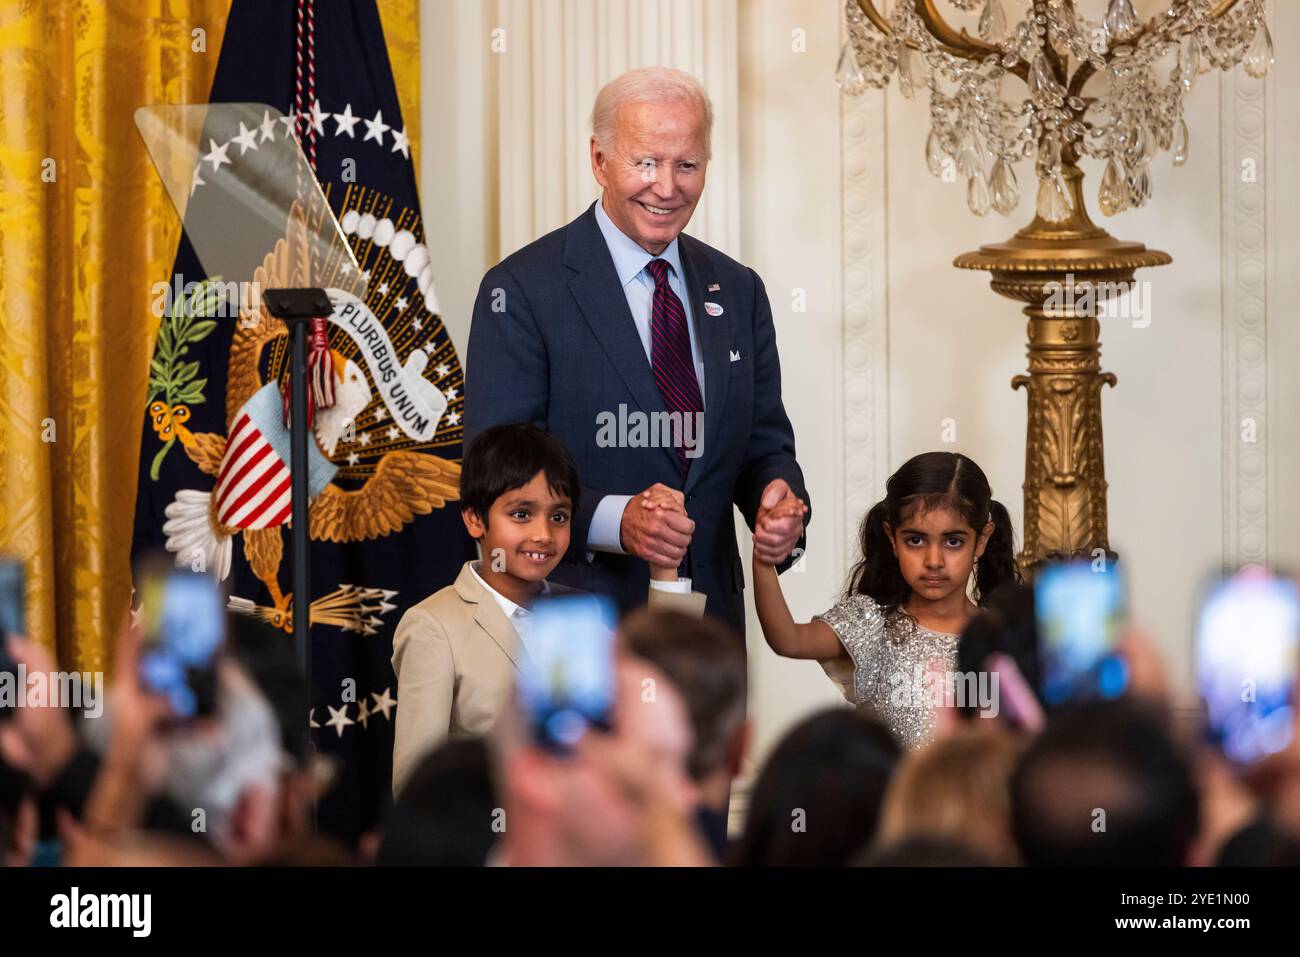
[591, 67, 713, 160]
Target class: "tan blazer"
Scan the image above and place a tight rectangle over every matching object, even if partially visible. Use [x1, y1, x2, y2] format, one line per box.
[391, 562, 706, 794]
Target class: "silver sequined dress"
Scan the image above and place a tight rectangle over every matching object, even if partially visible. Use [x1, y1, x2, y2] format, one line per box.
[814, 594, 960, 751]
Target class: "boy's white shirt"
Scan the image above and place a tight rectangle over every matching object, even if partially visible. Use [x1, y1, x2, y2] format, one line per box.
[469, 558, 693, 656]
[467, 560, 550, 658]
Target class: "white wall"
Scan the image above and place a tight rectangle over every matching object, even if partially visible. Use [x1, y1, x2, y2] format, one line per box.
[420, 0, 1299, 765]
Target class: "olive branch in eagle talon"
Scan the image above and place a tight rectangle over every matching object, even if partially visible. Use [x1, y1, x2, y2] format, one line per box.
[160, 202, 461, 634]
[146, 278, 222, 480]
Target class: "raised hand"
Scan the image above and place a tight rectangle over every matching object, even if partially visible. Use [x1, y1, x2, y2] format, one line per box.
[753, 478, 808, 566]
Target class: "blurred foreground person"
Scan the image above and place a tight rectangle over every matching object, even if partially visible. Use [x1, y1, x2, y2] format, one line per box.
[379, 737, 497, 866]
[856, 836, 997, 867]
[488, 655, 710, 867]
[1010, 698, 1198, 866]
[620, 609, 748, 857]
[63, 615, 290, 866]
[0, 756, 36, 866]
[874, 725, 1023, 865]
[728, 709, 900, 867]
[227, 616, 352, 865]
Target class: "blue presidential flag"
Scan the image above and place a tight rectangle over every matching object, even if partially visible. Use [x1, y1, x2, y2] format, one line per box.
[131, 0, 475, 839]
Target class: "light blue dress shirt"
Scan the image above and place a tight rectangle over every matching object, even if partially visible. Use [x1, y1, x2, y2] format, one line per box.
[587, 198, 706, 555]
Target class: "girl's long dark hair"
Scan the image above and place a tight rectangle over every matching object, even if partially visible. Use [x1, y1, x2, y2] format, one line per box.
[847, 451, 1020, 612]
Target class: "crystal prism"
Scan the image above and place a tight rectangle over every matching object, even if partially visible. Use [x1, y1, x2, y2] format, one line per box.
[926, 130, 945, 177]
[978, 0, 1007, 43]
[1104, 0, 1139, 41]
[1244, 23, 1274, 79]
[1172, 119, 1189, 167]
[957, 131, 983, 178]
[1037, 173, 1073, 223]
[968, 169, 991, 217]
[1037, 134, 1061, 177]
[1135, 161, 1152, 204]
[990, 158, 1019, 216]
[1178, 34, 1199, 91]
[1029, 53, 1063, 104]
[897, 46, 916, 99]
[1099, 157, 1124, 216]
[836, 41, 869, 97]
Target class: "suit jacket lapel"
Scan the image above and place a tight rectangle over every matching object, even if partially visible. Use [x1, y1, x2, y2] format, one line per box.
[454, 565, 525, 670]
[680, 235, 731, 492]
[565, 206, 677, 477]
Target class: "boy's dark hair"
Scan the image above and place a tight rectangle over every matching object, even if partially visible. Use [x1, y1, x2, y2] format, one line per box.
[848, 451, 1020, 612]
[460, 424, 580, 530]
[727, 709, 900, 867]
[620, 609, 747, 782]
[1010, 698, 1199, 866]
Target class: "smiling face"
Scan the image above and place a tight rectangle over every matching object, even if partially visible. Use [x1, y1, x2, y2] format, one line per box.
[462, 470, 571, 604]
[884, 504, 992, 605]
[590, 98, 708, 255]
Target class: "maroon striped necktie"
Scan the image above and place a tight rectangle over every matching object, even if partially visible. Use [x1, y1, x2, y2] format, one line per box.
[645, 258, 703, 473]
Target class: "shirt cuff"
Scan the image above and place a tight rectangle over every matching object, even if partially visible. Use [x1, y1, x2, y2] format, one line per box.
[587, 494, 633, 555]
[649, 577, 693, 594]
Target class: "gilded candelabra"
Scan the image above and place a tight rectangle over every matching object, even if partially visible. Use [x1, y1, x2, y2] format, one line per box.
[839, 0, 1272, 570]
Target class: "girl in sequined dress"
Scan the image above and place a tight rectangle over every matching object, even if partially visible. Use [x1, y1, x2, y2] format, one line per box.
[753, 451, 1020, 750]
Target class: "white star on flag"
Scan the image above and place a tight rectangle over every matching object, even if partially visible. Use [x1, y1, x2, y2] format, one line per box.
[190, 165, 205, 196]
[394, 296, 408, 312]
[377, 282, 389, 296]
[232, 122, 259, 155]
[308, 708, 321, 729]
[386, 426, 400, 442]
[334, 103, 361, 138]
[325, 704, 355, 738]
[358, 432, 371, 447]
[310, 99, 329, 136]
[447, 410, 461, 427]
[370, 688, 397, 721]
[356, 698, 372, 729]
[203, 138, 231, 171]
[279, 110, 297, 137]
[434, 363, 450, 378]
[363, 109, 390, 145]
[444, 387, 458, 402]
[347, 452, 359, 466]
[374, 406, 388, 422]
[258, 109, 278, 142]
[391, 127, 410, 158]
[411, 318, 422, 331]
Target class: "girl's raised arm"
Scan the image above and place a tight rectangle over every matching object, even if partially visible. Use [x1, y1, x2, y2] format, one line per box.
[751, 555, 844, 661]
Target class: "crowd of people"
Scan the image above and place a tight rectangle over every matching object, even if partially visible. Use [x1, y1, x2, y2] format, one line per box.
[2, 424, 1299, 868]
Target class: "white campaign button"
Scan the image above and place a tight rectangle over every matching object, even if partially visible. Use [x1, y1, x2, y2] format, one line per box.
[704, 302, 724, 317]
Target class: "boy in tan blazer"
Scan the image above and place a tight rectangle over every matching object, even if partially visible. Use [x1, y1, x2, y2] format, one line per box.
[392, 424, 704, 794]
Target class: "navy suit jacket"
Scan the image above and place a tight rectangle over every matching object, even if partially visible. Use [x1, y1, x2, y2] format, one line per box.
[464, 202, 809, 637]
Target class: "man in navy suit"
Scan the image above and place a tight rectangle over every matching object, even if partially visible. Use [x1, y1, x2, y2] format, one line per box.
[465, 67, 808, 637]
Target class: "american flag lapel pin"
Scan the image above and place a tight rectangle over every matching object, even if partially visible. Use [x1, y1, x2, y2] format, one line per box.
[707, 283, 720, 292]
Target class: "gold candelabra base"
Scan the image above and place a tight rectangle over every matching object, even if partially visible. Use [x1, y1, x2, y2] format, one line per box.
[954, 163, 1171, 574]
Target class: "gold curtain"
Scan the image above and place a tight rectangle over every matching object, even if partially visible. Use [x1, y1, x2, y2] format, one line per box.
[0, 0, 422, 673]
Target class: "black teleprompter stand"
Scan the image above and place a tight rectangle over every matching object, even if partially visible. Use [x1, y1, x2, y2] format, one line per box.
[261, 287, 331, 701]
